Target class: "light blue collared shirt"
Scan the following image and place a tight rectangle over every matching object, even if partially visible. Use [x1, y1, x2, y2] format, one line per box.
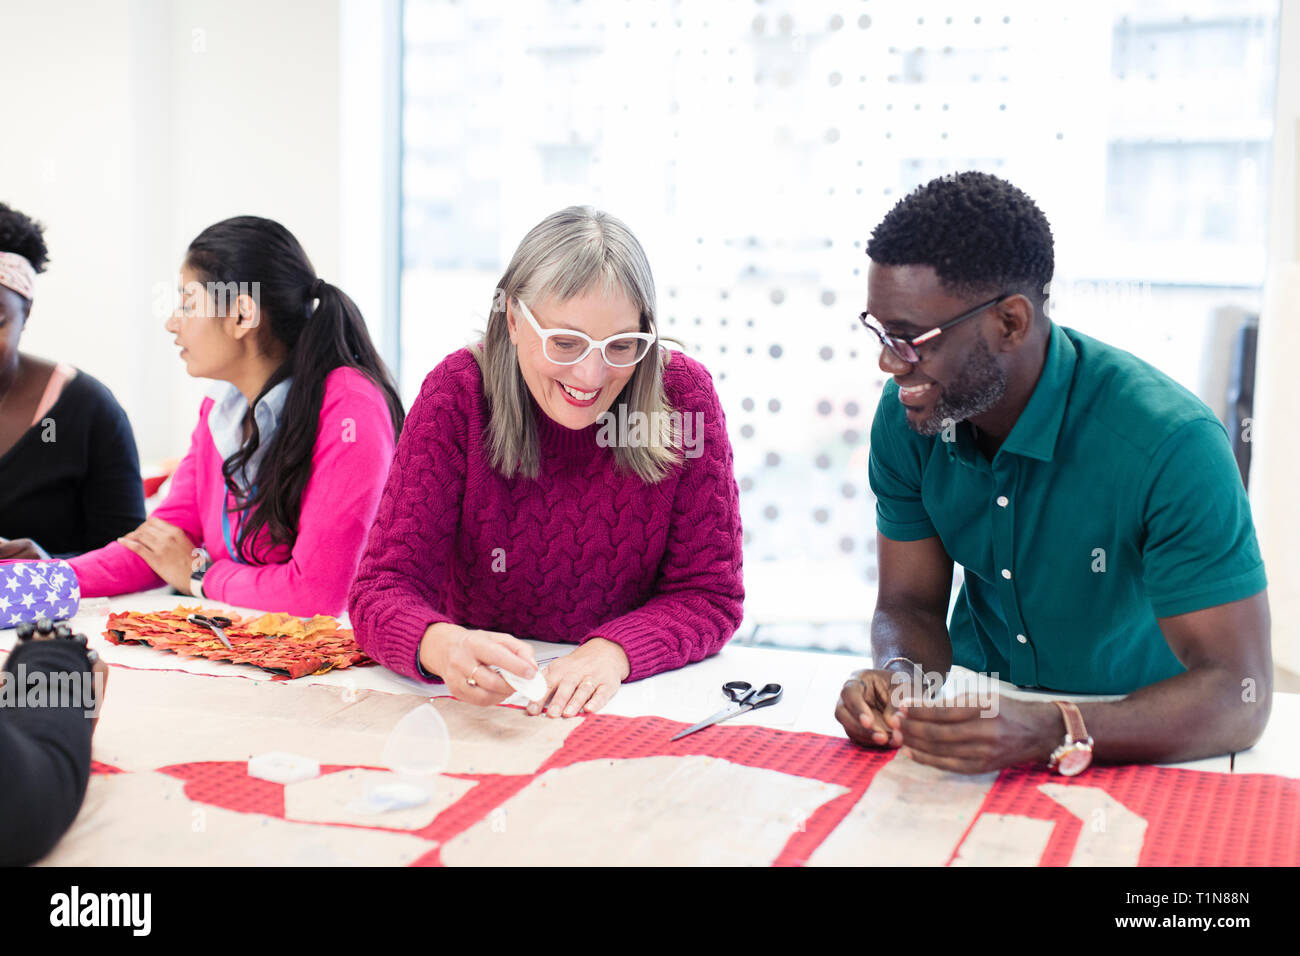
[207, 378, 294, 493]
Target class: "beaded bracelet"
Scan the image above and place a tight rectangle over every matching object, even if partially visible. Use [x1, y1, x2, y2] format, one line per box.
[15, 617, 99, 664]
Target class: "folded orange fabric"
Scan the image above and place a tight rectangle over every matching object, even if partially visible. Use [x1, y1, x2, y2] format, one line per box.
[104, 606, 371, 679]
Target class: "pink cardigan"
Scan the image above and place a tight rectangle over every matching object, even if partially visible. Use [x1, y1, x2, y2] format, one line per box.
[69, 367, 396, 616]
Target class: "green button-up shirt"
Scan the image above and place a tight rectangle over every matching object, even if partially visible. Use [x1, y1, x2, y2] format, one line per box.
[868, 323, 1267, 694]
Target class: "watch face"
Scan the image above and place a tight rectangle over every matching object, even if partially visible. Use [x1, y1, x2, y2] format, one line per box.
[1058, 747, 1092, 776]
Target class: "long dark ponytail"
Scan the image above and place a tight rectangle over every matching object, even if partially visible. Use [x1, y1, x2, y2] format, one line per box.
[185, 216, 404, 564]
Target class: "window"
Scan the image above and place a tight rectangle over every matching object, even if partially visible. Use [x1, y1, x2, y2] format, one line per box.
[400, 0, 1279, 652]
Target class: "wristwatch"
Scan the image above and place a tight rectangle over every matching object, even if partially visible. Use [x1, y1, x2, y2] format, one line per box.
[1048, 700, 1094, 775]
[190, 568, 207, 599]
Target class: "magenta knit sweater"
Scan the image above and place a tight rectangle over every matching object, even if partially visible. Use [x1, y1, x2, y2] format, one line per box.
[347, 347, 744, 683]
[69, 367, 396, 617]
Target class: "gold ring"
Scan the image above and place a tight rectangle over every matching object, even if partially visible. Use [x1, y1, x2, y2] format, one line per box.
[467, 665, 480, 687]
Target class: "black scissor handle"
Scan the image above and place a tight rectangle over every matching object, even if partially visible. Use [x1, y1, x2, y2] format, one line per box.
[188, 614, 233, 629]
[748, 683, 783, 709]
[190, 614, 232, 625]
[723, 681, 783, 709]
[723, 681, 753, 702]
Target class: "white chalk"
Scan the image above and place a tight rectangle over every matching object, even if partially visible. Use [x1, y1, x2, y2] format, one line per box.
[353, 781, 431, 814]
[248, 752, 321, 785]
[497, 665, 549, 703]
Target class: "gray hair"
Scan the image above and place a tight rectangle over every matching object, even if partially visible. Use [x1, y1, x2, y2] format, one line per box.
[473, 206, 680, 483]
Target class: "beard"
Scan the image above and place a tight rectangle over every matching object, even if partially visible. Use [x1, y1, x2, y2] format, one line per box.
[910, 335, 1008, 437]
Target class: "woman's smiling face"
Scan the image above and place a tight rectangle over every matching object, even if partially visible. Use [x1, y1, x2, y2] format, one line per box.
[507, 287, 643, 430]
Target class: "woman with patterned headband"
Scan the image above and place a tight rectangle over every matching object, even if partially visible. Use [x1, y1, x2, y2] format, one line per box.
[0, 203, 145, 559]
[349, 206, 744, 717]
[68, 216, 404, 617]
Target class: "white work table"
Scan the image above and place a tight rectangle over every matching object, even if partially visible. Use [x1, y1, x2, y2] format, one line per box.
[2, 588, 1294, 866]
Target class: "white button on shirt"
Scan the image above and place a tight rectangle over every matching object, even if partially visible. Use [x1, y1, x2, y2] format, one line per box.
[996, 495, 1009, 507]
[1002, 569, 1012, 579]
[1016, 633, 1028, 644]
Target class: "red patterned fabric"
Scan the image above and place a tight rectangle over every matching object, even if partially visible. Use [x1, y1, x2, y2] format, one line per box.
[93, 707, 1299, 867]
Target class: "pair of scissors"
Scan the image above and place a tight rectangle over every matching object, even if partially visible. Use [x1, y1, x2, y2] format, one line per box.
[187, 613, 234, 651]
[671, 680, 784, 741]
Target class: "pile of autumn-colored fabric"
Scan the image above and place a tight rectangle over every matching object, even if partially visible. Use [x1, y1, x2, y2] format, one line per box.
[104, 606, 372, 679]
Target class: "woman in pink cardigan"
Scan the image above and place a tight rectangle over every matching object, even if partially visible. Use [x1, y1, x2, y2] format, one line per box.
[70, 217, 403, 617]
[349, 206, 744, 717]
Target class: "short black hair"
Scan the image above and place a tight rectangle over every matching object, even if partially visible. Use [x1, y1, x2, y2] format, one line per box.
[0, 203, 50, 273]
[866, 171, 1053, 304]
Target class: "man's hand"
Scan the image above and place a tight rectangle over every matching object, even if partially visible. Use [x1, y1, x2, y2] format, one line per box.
[835, 668, 907, 748]
[898, 695, 1062, 774]
[0, 537, 50, 560]
[116, 517, 199, 592]
[89, 655, 109, 734]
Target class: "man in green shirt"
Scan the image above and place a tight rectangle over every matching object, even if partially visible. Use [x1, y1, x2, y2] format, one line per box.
[835, 171, 1271, 773]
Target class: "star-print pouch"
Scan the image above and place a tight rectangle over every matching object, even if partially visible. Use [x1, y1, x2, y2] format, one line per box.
[0, 560, 81, 628]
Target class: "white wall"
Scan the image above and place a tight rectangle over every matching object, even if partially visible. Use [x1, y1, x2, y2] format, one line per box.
[1253, 0, 1300, 675]
[0, 0, 344, 464]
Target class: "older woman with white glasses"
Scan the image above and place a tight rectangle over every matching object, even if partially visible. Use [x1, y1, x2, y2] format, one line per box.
[349, 206, 744, 717]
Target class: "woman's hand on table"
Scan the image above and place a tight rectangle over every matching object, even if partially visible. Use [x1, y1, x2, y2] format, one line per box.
[527, 637, 629, 718]
[116, 517, 200, 592]
[0, 537, 50, 560]
[420, 622, 538, 706]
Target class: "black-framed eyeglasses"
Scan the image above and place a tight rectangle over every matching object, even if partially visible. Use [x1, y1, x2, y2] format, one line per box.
[858, 293, 1011, 364]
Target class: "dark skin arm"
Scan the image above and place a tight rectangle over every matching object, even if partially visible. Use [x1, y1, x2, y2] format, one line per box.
[834, 533, 955, 748]
[0, 537, 49, 560]
[900, 591, 1273, 773]
[0, 352, 55, 558]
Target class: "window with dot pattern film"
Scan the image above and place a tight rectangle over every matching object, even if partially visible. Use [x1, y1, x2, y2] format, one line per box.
[401, 0, 1279, 651]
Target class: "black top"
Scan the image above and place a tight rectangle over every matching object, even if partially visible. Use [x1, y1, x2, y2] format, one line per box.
[0, 639, 97, 865]
[0, 370, 145, 558]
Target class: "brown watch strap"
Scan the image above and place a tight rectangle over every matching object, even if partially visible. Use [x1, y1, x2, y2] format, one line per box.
[1053, 700, 1088, 742]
